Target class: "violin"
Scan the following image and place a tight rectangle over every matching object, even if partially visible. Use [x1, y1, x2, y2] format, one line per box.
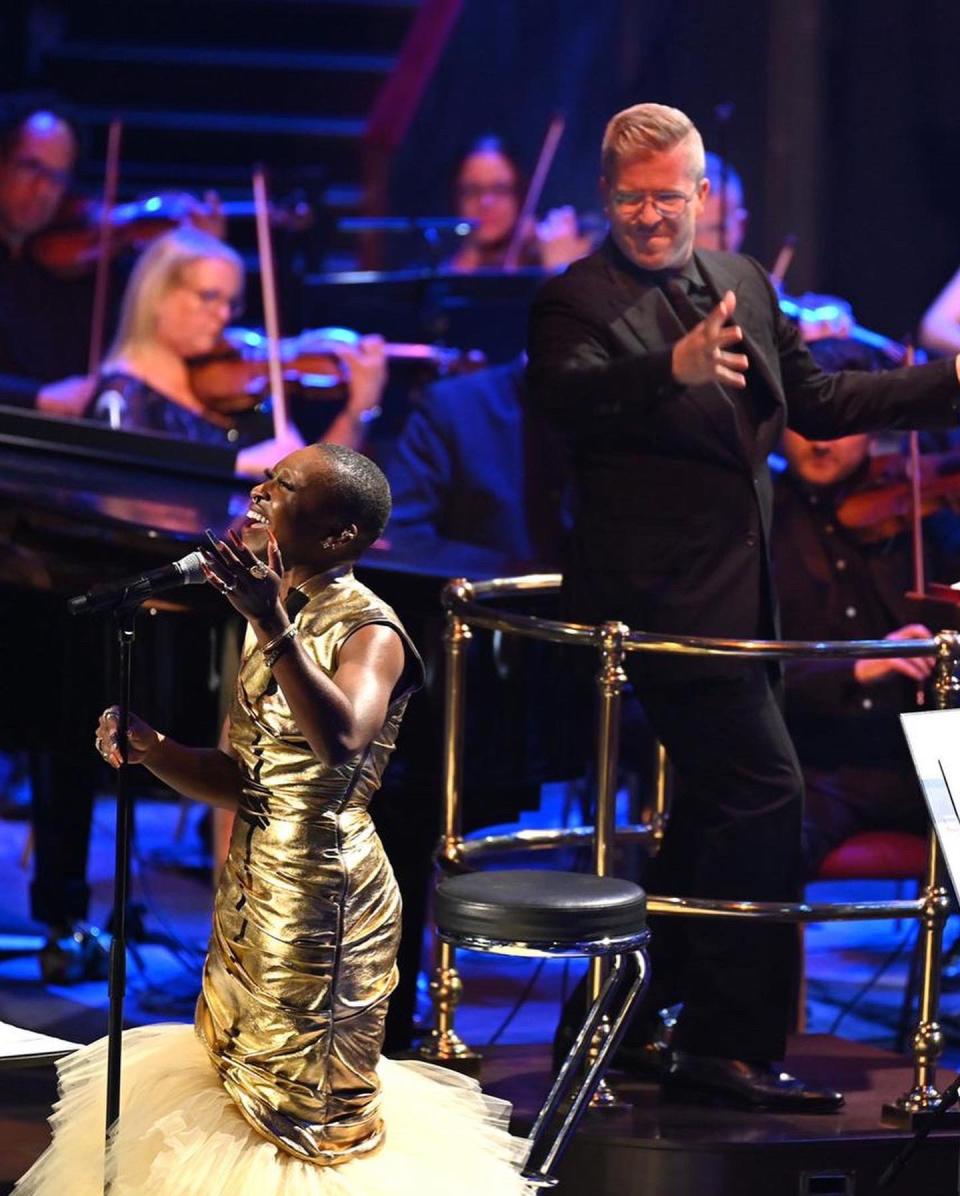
[188, 326, 486, 416]
[835, 451, 960, 542]
[29, 191, 313, 277]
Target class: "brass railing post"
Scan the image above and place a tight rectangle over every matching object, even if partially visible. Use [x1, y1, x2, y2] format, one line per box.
[588, 621, 628, 1107]
[885, 628, 959, 1124]
[420, 584, 481, 1070]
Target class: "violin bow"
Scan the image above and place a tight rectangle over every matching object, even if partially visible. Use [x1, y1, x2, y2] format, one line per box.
[904, 343, 930, 705]
[502, 112, 566, 272]
[87, 118, 123, 376]
[252, 164, 289, 438]
[768, 234, 797, 291]
[906, 347, 926, 598]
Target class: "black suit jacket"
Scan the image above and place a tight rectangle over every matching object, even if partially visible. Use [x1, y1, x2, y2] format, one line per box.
[526, 239, 960, 677]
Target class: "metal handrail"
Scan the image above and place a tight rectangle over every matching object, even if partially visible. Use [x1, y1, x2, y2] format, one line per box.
[446, 575, 944, 659]
[421, 573, 959, 1123]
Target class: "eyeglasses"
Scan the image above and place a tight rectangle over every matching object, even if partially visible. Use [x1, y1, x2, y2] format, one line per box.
[10, 155, 71, 189]
[457, 182, 517, 202]
[611, 189, 698, 218]
[181, 285, 245, 319]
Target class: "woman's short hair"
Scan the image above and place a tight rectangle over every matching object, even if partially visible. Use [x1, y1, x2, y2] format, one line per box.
[601, 103, 704, 182]
[315, 443, 392, 551]
[107, 226, 243, 360]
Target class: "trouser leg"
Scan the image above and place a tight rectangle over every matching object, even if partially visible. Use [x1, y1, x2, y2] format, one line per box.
[635, 666, 803, 1062]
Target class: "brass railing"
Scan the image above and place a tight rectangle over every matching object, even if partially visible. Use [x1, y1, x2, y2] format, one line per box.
[419, 572, 960, 1124]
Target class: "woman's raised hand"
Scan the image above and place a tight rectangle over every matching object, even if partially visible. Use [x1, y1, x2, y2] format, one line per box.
[201, 527, 284, 624]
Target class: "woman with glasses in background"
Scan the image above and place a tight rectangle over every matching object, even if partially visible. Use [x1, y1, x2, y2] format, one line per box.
[447, 134, 594, 274]
[86, 226, 385, 475]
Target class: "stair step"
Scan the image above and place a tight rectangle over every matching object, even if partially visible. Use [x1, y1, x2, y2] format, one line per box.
[73, 120, 362, 184]
[61, 0, 418, 55]
[72, 105, 364, 139]
[47, 40, 396, 74]
[46, 45, 388, 117]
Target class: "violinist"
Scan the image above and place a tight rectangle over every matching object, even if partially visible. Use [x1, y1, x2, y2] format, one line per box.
[0, 99, 97, 415]
[771, 337, 960, 874]
[693, 152, 748, 254]
[85, 226, 386, 472]
[446, 135, 593, 273]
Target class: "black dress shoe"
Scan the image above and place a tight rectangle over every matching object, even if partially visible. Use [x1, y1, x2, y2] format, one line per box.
[662, 1051, 844, 1113]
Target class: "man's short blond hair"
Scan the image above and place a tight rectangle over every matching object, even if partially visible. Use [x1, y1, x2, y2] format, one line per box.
[601, 103, 705, 182]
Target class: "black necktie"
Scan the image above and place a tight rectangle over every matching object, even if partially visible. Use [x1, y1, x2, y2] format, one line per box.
[665, 277, 710, 330]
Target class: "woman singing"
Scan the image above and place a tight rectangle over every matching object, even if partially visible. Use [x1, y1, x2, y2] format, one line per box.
[17, 444, 530, 1195]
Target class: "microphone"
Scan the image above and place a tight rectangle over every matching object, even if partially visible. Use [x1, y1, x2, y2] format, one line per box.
[68, 550, 207, 615]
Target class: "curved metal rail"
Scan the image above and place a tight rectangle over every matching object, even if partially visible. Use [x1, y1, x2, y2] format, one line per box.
[421, 573, 959, 1121]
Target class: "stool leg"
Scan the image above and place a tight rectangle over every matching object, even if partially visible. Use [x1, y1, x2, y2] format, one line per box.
[522, 949, 649, 1187]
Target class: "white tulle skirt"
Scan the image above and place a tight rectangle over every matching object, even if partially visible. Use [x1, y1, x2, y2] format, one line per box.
[14, 1024, 535, 1196]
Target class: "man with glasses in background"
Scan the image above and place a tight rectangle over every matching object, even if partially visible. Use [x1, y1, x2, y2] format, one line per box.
[0, 99, 99, 415]
[527, 101, 960, 1112]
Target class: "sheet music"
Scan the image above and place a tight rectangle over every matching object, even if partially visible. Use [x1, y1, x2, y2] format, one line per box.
[0, 1020, 79, 1062]
[900, 709, 960, 895]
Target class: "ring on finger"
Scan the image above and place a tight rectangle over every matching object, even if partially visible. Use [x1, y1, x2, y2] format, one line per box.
[248, 563, 269, 580]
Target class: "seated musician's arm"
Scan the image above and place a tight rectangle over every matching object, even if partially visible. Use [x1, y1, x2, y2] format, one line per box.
[320, 334, 387, 452]
[526, 282, 675, 430]
[740, 258, 960, 437]
[920, 265, 960, 357]
[235, 425, 306, 478]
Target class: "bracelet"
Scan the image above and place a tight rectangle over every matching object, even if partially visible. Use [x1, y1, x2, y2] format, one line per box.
[262, 623, 298, 669]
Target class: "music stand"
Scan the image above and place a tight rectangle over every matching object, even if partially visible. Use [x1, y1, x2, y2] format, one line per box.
[900, 709, 960, 897]
[0, 1019, 78, 1070]
[876, 708, 960, 1187]
[300, 266, 546, 363]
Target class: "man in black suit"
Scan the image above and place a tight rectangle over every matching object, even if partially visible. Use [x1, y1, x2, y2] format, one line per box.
[527, 102, 960, 1111]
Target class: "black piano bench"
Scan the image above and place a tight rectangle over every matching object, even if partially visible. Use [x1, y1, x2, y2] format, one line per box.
[435, 869, 650, 1189]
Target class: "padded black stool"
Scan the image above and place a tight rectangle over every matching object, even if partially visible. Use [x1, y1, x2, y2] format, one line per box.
[435, 869, 650, 1188]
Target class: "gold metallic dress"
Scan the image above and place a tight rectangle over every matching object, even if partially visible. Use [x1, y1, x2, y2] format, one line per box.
[16, 570, 532, 1196]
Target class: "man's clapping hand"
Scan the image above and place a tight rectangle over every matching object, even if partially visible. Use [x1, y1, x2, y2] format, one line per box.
[671, 290, 748, 389]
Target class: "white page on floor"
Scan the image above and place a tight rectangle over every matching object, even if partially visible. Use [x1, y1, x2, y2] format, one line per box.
[900, 708, 960, 895]
[0, 1019, 79, 1061]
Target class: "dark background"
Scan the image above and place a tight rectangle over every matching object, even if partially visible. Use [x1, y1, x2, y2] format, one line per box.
[3, 0, 960, 343]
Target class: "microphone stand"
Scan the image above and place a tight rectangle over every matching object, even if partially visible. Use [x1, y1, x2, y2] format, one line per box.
[68, 592, 142, 1195]
[878, 1072, 960, 1189]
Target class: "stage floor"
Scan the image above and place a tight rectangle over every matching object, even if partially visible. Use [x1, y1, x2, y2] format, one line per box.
[2, 790, 960, 1192]
[2, 1036, 957, 1195]
[482, 1035, 959, 1195]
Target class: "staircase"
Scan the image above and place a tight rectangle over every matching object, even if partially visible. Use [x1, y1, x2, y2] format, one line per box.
[22, 0, 458, 270]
